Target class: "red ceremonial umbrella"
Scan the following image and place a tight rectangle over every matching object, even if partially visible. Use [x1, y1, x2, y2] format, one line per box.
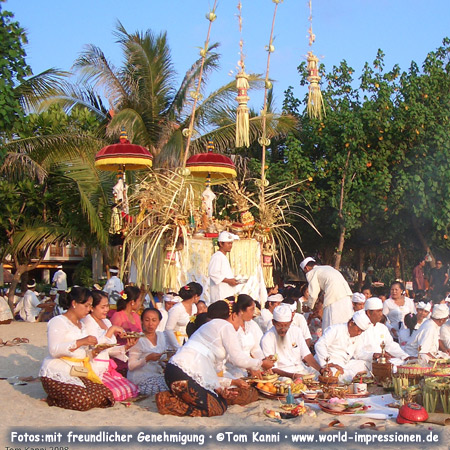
[95, 129, 153, 171]
[186, 141, 236, 180]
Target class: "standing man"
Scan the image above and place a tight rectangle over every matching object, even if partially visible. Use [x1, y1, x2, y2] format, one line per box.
[20, 279, 44, 322]
[52, 265, 67, 293]
[103, 266, 124, 306]
[412, 258, 426, 293]
[208, 231, 239, 303]
[429, 260, 448, 299]
[300, 257, 353, 330]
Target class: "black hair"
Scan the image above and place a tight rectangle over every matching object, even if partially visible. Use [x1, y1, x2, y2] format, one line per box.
[254, 300, 261, 311]
[300, 283, 309, 297]
[186, 313, 210, 337]
[91, 290, 109, 308]
[404, 313, 418, 336]
[187, 281, 203, 296]
[208, 300, 237, 320]
[390, 280, 405, 292]
[141, 307, 162, 322]
[117, 285, 140, 311]
[178, 285, 196, 301]
[59, 286, 93, 310]
[234, 294, 255, 313]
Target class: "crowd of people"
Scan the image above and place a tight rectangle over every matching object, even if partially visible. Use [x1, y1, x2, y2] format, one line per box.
[2, 253, 450, 418]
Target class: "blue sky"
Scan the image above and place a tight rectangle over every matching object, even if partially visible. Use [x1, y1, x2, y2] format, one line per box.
[6, 0, 450, 110]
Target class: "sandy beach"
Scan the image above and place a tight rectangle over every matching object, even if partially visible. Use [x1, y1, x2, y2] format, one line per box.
[1, 321, 449, 450]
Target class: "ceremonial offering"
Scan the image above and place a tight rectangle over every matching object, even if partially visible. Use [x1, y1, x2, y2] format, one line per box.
[93, 343, 118, 351]
[264, 403, 308, 420]
[318, 398, 367, 415]
[372, 361, 393, 385]
[122, 332, 144, 339]
[423, 376, 450, 414]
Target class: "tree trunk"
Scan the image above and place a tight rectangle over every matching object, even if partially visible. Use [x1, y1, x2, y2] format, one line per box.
[357, 247, 365, 290]
[6, 246, 50, 314]
[411, 215, 435, 267]
[334, 148, 352, 270]
[334, 227, 346, 270]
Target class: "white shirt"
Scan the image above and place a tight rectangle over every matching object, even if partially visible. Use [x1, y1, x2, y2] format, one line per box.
[0, 295, 13, 321]
[355, 322, 409, 361]
[127, 332, 167, 385]
[20, 289, 41, 322]
[306, 265, 352, 309]
[81, 314, 126, 377]
[440, 320, 450, 350]
[256, 308, 273, 334]
[165, 302, 197, 349]
[157, 308, 168, 332]
[405, 318, 441, 357]
[315, 323, 359, 367]
[170, 319, 261, 393]
[382, 297, 416, 332]
[292, 313, 312, 341]
[39, 315, 90, 387]
[261, 325, 312, 374]
[208, 251, 236, 303]
[225, 320, 264, 378]
[52, 269, 67, 291]
[103, 276, 124, 305]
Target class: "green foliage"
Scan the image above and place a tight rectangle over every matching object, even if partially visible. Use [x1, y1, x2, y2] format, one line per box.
[0, 2, 32, 134]
[73, 257, 94, 287]
[282, 38, 450, 266]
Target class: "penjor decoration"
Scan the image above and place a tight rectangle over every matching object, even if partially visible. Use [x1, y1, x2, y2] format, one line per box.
[306, 0, 325, 120]
[235, 1, 250, 148]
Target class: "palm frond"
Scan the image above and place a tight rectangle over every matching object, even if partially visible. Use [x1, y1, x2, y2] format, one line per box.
[14, 68, 69, 113]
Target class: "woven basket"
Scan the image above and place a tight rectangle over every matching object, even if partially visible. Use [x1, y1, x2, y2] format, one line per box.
[372, 362, 393, 384]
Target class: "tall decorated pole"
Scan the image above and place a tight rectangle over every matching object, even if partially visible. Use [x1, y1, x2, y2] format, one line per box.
[260, 0, 283, 203]
[306, 0, 325, 119]
[235, 1, 250, 148]
[181, 1, 219, 168]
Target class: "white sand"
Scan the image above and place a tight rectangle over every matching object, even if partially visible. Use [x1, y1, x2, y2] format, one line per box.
[1, 321, 448, 450]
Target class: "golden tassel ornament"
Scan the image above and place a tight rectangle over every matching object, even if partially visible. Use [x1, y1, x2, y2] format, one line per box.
[307, 51, 325, 119]
[235, 70, 250, 148]
[235, 1, 250, 148]
[306, 0, 325, 120]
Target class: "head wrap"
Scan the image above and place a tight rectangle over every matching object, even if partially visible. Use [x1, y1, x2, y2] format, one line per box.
[218, 231, 240, 242]
[352, 309, 372, 331]
[416, 301, 431, 312]
[27, 279, 36, 289]
[109, 267, 119, 274]
[267, 293, 283, 303]
[49, 288, 58, 296]
[431, 304, 449, 319]
[273, 304, 293, 322]
[365, 297, 383, 311]
[352, 293, 366, 304]
[300, 257, 315, 271]
[164, 294, 182, 303]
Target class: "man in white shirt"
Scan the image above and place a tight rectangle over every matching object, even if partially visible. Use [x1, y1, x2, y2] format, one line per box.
[405, 303, 449, 361]
[103, 266, 124, 305]
[255, 293, 283, 333]
[355, 297, 409, 368]
[314, 309, 372, 382]
[261, 304, 323, 379]
[20, 280, 44, 322]
[208, 231, 239, 303]
[300, 257, 353, 330]
[52, 265, 67, 292]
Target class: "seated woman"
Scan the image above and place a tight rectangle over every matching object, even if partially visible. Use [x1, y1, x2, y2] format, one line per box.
[127, 308, 169, 395]
[165, 284, 199, 349]
[39, 287, 115, 411]
[224, 294, 264, 379]
[81, 290, 138, 401]
[110, 286, 143, 376]
[156, 300, 274, 417]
